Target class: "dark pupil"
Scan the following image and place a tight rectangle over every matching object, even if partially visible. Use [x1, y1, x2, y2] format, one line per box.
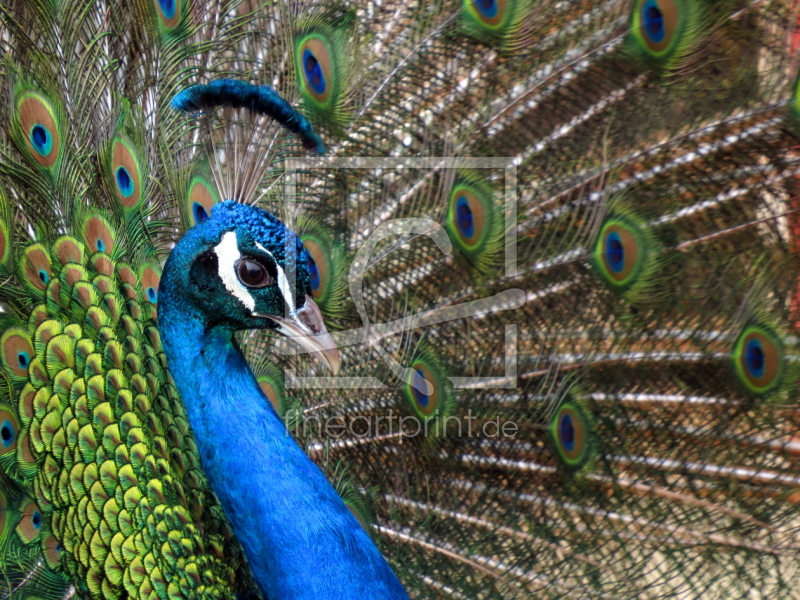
[479, 0, 494, 9]
[32, 125, 48, 148]
[1, 424, 12, 442]
[32, 512, 41, 527]
[18, 353, 28, 368]
[117, 167, 131, 190]
[238, 260, 268, 287]
[307, 255, 320, 289]
[457, 201, 473, 232]
[608, 238, 623, 264]
[560, 415, 574, 445]
[645, 6, 663, 36]
[747, 343, 764, 371]
[193, 202, 210, 223]
[305, 54, 322, 86]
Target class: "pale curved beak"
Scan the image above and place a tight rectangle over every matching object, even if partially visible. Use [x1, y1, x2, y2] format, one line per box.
[266, 295, 340, 374]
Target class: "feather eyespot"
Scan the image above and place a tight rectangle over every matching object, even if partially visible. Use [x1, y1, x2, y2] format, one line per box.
[186, 175, 219, 227]
[0, 411, 19, 454]
[236, 258, 275, 289]
[16, 92, 60, 169]
[407, 364, 439, 417]
[297, 36, 333, 105]
[732, 324, 785, 397]
[549, 399, 593, 471]
[2, 329, 34, 379]
[116, 166, 134, 198]
[30, 124, 53, 157]
[44, 535, 63, 568]
[306, 253, 321, 292]
[153, 0, 182, 31]
[303, 49, 327, 96]
[402, 354, 453, 423]
[110, 136, 143, 209]
[445, 178, 500, 272]
[139, 264, 161, 305]
[17, 502, 43, 544]
[302, 239, 328, 299]
[629, 0, 692, 67]
[159, 0, 176, 19]
[592, 210, 658, 303]
[193, 203, 210, 223]
[471, 0, 503, 24]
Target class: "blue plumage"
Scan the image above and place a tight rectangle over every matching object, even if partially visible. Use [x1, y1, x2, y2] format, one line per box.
[171, 80, 326, 155]
[159, 202, 408, 599]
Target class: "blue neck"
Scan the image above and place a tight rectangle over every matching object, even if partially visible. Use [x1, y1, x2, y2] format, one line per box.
[158, 290, 408, 600]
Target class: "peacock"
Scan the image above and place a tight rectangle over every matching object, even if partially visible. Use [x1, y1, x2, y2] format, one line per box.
[1, 0, 800, 598]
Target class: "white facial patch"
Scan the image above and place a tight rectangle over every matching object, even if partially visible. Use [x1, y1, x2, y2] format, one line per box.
[256, 242, 295, 314]
[213, 231, 256, 312]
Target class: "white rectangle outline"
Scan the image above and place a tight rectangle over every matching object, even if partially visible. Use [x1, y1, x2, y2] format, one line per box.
[281, 157, 520, 389]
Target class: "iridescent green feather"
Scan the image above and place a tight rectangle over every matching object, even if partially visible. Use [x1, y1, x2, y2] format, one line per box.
[627, 0, 705, 69]
[591, 199, 668, 305]
[298, 218, 349, 320]
[294, 10, 357, 130]
[459, 0, 533, 51]
[444, 172, 504, 274]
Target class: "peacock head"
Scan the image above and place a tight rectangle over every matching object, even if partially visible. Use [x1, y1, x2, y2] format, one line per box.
[161, 200, 339, 373]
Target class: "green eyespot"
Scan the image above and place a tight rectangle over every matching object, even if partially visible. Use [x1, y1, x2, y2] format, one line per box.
[460, 0, 530, 49]
[628, 0, 700, 68]
[549, 397, 593, 471]
[445, 176, 501, 272]
[732, 324, 786, 397]
[15, 91, 61, 170]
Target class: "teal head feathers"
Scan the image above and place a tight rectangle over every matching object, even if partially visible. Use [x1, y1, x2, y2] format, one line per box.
[160, 200, 339, 373]
[157, 201, 406, 599]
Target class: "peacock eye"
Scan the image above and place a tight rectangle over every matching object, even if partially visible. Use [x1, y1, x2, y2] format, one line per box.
[236, 258, 274, 289]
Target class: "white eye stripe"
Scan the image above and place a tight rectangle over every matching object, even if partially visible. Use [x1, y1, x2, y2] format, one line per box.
[213, 231, 256, 311]
[256, 242, 295, 315]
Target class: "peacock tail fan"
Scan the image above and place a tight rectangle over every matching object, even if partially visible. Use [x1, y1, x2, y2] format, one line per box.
[1, 0, 800, 598]
[247, 0, 800, 597]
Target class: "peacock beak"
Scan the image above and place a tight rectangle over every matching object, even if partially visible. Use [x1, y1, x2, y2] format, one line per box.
[266, 295, 340, 374]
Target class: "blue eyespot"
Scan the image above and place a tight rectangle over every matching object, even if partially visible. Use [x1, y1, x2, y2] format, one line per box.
[412, 369, 429, 408]
[38, 270, 49, 284]
[0, 420, 15, 448]
[456, 196, 474, 238]
[30, 124, 53, 157]
[307, 254, 321, 291]
[192, 202, 209, 224]
[303, 49, 327, 95]
[559, 414, 575, 451]
[473, 0, 498, 19]
[116, 166, 134, 198]
[17, 351, 30, 370]
[643, 0, 665, 43]
[604, 231, 624, 273]
[31, 510, 41, 529]
[146, 287, 158, 303]
[745, 338, 765, 379]
[159, 0, 176, 18]
[96, 238, 105, 253]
